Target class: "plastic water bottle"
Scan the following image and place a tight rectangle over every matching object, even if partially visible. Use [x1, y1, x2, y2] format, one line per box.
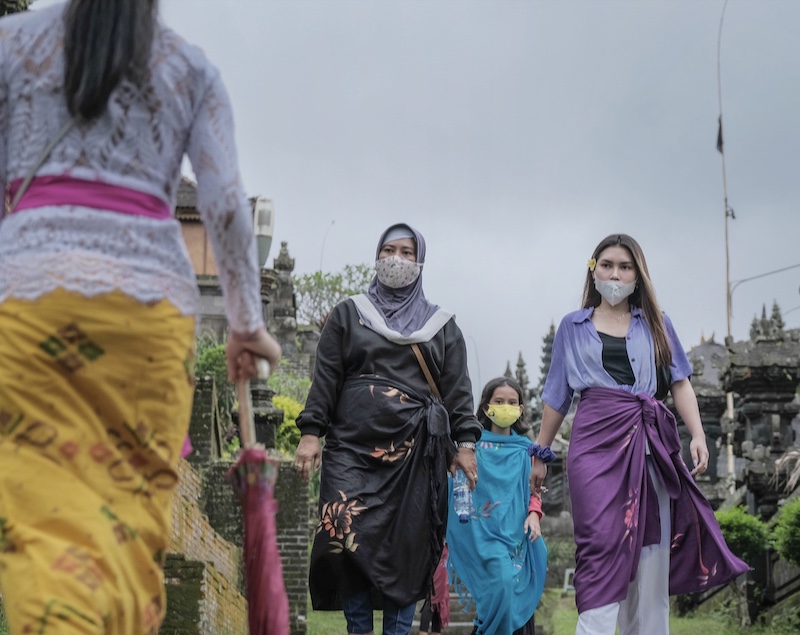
[453, 470, 472, 523]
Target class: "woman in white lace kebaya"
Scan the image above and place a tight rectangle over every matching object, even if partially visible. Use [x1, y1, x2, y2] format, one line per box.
[0, 2, 281, 633]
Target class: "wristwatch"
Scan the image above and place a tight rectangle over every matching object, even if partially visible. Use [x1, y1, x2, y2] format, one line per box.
[456, 441, 476, 451]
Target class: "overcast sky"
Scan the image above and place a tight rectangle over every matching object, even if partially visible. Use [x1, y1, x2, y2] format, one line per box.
[36, 0, 800, 398]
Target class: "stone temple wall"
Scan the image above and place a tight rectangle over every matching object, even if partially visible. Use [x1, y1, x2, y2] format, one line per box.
[164, 374, 310, 635]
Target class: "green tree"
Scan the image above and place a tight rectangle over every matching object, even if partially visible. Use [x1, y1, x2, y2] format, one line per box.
[294, 263, 373, 328]
[772, 497, 800, 567]
[267, 360, 312, 405]
[715, 506, 770, 564]
[194, 334, 236, 433]
[715, 506, 770, 628]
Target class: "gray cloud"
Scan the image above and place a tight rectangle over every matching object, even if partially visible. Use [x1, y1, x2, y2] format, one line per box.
[36, 0, 800, 399]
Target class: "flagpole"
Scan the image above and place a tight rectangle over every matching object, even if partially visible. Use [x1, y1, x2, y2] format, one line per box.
[718, 0, 732, 339]
[717, 0, 736, 493]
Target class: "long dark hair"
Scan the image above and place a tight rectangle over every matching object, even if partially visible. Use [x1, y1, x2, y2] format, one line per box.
[476, 376, 529, 436]
[581, 233, 672, 368]
[63, 0, 158, 121]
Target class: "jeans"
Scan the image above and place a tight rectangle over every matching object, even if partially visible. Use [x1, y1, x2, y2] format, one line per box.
[340, 589, 416, 635]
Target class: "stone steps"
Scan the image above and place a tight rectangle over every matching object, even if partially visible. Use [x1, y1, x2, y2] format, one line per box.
[412, 591, 476, 635]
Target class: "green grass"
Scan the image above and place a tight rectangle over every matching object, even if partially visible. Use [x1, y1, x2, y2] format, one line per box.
[540, 590, 795, 635]
[306, 602, 383, 635]
[306, 608, 349, 635]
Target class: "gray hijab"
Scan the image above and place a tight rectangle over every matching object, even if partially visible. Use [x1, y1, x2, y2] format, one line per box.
[352, 223, 452, 343]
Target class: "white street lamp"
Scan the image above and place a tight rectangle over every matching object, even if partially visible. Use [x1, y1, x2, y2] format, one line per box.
[253, 196, 275, 269]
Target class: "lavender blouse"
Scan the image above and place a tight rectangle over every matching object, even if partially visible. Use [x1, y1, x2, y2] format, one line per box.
[542, 307, 693, 415]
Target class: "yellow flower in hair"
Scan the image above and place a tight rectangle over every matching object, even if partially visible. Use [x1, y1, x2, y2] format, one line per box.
[587, 258, 597, 271]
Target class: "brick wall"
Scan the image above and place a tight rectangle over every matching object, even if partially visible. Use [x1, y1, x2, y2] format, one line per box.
[187, 377, 221, 465]
[162, 554, 248, 635]
[166, 460, 247, 634]
[201, 461, 244, 549]
[170, 461, 243, 587]
[170, 376, 311, 635]
[276, 463, 310, 635]
[197, 459, 311, 635]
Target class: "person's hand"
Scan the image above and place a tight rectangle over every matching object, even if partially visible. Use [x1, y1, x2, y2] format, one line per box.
[226, 326, 281, 382]
[450, 448, 478, 489]
[530, 456, 548, 493]
[689, 433, 709, 477]
[294, 434, 322, 482]
[524, 512, 541, 542]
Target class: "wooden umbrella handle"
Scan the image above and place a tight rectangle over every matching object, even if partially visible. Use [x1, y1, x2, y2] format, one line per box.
[237, 360, 271, 450]
[237, 379, 256, 449]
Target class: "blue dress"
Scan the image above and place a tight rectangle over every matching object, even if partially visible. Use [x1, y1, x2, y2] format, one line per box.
[446, 430, 548, 634]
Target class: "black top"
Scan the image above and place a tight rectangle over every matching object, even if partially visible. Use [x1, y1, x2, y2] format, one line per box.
[297, 299, 482, 443]
[598, 332, 635, 386]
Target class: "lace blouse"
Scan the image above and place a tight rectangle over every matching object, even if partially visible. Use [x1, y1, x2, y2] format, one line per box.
[0, 4, 264, 333]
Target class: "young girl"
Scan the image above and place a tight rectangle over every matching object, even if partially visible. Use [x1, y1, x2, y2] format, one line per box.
[447, 377, 549, 635]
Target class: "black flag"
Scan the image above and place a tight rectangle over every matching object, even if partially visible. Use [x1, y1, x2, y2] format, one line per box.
[716, 116, 724, 153]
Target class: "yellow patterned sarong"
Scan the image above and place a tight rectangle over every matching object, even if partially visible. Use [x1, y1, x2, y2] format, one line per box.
[0, 289, 196, 634]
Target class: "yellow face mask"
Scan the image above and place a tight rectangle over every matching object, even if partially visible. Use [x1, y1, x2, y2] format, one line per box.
[484, 403, 521, 428]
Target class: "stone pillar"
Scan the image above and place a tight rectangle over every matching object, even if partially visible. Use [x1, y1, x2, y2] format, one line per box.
[260, 267, 278, 324]
[252, 379, 283, 448]
[297, 326, 321, 379]
[722, 303, 800, 518]
[186, 377, 221, 465]
[271, 241, 299, 357]
[677, 336, 730, 506]
[196, 275, 228, 340]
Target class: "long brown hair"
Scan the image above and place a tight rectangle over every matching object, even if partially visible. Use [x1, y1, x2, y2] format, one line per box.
[64, 0, 158, 121]
[581, 234, 672, 368]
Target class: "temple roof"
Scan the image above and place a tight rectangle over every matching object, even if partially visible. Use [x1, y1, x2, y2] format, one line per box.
[175, 177, 200, 220]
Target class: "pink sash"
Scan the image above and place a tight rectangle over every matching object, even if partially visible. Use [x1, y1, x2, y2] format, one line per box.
[8, 175, 172, 219]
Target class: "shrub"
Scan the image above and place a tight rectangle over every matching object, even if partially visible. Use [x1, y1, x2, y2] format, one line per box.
[195, 334, 235, 426]
[772, 497, 800, 567]
[272, 394, 304, 457]
[715, 506, 769, 565]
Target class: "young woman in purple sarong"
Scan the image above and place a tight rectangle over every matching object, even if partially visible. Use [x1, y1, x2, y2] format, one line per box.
[531, 234, 749, 635]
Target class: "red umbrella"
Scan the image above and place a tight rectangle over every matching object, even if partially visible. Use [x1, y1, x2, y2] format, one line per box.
[227, 371, 290, 635]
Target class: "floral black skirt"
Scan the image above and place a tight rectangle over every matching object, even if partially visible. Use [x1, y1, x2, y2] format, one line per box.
[309, 375, 452, 609]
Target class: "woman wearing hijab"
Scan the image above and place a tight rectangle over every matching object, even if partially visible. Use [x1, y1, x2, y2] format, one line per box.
[294, 223, 481, 635]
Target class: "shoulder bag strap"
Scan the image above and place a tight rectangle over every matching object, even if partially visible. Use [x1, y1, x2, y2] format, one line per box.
[410, 343, 442, 401]
[8, 118, 76, 212]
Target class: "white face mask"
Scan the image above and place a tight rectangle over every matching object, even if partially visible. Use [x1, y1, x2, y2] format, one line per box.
[375, 255, 422, 289]
[594, 278, 636, 307]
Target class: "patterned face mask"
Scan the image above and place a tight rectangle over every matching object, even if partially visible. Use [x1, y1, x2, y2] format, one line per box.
[374, 255, 422, 289]
[484, 404, 522, 428]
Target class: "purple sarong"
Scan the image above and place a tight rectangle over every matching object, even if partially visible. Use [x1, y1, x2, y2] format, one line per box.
[568, 387, 749, 613]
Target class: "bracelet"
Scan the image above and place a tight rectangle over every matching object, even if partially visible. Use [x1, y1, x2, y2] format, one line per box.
[527, 444, 557, 463]
[456, 441, 476, 451]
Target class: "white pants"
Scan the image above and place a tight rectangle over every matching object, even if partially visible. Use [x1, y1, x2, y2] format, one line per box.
[575, 459, 671, 635]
